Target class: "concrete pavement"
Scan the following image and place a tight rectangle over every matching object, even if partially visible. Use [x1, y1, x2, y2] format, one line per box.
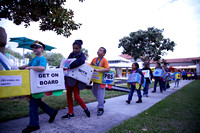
[0, 80, 193, 133]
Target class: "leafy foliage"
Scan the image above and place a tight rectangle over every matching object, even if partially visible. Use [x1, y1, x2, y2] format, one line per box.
[43, 52, 64, 67]
[0, 0, 83, 37]
[118, 27, 176, 61]
[81, 48, 89, 59]
[5, 47, 22, 59]
[24, 52, 35, 61]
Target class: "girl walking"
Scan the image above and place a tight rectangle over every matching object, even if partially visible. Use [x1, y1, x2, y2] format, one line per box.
[126, 62, 144, 104]
[62, 40, 90, 119]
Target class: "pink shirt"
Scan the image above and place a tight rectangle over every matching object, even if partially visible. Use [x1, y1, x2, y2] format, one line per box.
[131, 70, 137, 85]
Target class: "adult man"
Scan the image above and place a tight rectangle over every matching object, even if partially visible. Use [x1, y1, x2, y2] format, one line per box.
[19, 41, 58, 133]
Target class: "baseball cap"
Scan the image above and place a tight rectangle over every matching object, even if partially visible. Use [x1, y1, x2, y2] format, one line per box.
[30, 40, 45, 49]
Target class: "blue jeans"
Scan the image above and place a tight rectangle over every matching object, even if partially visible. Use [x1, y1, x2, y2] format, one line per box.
[128, 85, 142, 101]
[153, 77, 163, 91]
[163, 81, 166, 91]
[29, 96, 56, 126]
[175, 79, 180, 87]
[143, 82, 150, 95]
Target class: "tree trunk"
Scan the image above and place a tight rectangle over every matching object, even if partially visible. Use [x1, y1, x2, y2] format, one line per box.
[0, 27, 7, 54]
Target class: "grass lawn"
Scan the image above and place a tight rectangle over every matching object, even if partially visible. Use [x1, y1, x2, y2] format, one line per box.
[0, 89, 127, 122]
[108, 80, 200, 133]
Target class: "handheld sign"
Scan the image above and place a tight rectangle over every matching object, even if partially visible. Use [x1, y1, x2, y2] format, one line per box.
[127, 73, 141, 83]
[163, 72, 169, 80]
[175, 74, 181, 79]
[0, 70, 30, 98]
[91, 66, 116, 85]
[60, 58, 76, 68]
[30, 68, 65, 94]
[64, 64, 94, 85]
[153, 68, 163, 77]
[102, 71, 115, 84]
[127, 73, 146, 89]
[142, 70, 151, 82]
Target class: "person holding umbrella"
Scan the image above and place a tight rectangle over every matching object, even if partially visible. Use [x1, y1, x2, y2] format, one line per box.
[18, 40, 58, 133]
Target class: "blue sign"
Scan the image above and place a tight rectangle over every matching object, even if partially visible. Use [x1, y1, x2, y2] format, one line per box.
[102, 71, 115, 84]
[153, 69, 163, 77]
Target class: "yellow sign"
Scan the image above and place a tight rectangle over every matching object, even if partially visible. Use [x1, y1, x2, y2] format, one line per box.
[175, 74, 181, 79]
[0, 70, 30, 98]
[90, 66, 116, 85]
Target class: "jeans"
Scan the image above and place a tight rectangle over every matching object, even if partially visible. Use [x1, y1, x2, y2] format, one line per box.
[153, 77, 163, 91]
[175, 79, 180, 87]
[143, 82, 150, 95]
[29, 96, 56, 126]
[128, 85, 142, 101]
[163, 81, 166, 91]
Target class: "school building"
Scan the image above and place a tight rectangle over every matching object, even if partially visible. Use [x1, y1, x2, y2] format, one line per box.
[108, 54, 200, 79]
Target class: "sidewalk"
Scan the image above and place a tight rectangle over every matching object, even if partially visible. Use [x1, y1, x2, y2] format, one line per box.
[0, 80, 193, 133]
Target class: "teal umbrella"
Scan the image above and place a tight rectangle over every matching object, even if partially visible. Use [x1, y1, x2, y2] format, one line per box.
[10, 37, 56, 60]
[10, 37, 56, 51]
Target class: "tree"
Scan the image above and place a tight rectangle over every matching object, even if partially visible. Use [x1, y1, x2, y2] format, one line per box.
[43, 52, 64, 67]
[24, 52, 35, 61]
[5, 47, 22, 59]
[81, 48, 89, 59]
[0, 0, 84, 38]
[118, 27, 176, 62]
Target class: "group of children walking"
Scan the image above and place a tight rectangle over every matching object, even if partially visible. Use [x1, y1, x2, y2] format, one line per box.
[19, 40, 110, 133]
[126, 61, 182, 104]
[18, 39, 184, 133]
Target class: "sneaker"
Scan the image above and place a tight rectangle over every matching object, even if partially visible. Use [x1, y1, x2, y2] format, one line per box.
[145, 94, 148, 97]
[22, 125, 40, 133]
[84, 108, 90, 117]
[126, 100, 130, 104]
[152, 90, 156, 93]
[97, 108, 104, 116]
[104, 100, 106, 104]
[160, 90, 163, 93]
[49, 110, 58, 123]
[61, 113, 74, 119]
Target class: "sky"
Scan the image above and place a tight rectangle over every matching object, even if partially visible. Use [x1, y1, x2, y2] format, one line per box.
[0, 0, 200, 62]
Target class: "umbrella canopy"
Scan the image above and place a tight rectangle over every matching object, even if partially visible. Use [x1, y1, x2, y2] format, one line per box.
[10, 37, 34, 44]
[9, 37, 56, 51]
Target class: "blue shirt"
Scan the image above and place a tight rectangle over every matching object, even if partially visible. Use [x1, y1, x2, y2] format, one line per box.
[28, 56, 47, 68]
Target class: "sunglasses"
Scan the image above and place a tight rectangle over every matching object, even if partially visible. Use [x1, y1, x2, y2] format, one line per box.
[32, 46, 42, 49]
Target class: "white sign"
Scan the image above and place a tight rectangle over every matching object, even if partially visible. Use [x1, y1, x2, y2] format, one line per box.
[0, 75, 22, 87]
[36, 71, 61, 87]
[64, 64, 94, 85]
[30, 69, 65, 94]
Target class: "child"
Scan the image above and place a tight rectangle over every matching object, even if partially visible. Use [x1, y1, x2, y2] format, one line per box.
[173, 69, 182, 89]
[152, 62, 165, 93]
[162, 64, 168, 91]
[90, 47, 110, 116]
[126, 62, 144, 104]
[141, 62, 153, 97]
[18, 41, 58, 133]
[187, 70, 192, 80]
[61, 40, 90, 119]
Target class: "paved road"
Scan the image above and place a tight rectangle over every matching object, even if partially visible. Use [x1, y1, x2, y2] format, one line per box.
[0, 80, 193, 133]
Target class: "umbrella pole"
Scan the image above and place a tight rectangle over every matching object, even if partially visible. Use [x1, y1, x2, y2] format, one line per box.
[23, 48, 25, 63]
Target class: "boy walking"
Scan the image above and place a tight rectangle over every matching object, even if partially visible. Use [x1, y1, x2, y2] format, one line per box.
[18, 41, 58, 133]
[90, 47, 110, 116]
